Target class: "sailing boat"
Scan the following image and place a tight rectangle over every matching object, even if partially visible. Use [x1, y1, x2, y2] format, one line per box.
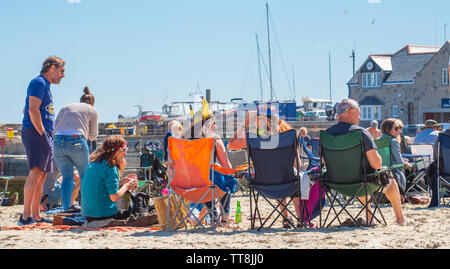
[239, 2, 297, 122]
[161, 91, 242, 121]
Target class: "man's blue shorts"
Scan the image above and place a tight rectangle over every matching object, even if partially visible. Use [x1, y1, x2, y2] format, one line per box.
[22, 128, 54, 173]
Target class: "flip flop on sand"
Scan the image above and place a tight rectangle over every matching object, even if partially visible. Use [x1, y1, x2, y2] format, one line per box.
[357, 217, 378, 227]
[341, 218, 356, 227]
[397, 218, 414, 226]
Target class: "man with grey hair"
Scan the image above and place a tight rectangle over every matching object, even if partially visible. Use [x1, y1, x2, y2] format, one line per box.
[366, 120, 382, 139]
[324, 98, 411, 225]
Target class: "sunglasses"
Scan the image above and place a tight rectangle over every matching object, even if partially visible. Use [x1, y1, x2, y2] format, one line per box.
[395, 126, 403, 131]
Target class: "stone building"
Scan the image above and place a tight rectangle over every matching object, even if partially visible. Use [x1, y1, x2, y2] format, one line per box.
[347, 42, 450, 127]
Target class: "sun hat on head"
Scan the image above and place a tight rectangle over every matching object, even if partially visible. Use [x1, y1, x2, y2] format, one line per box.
[420, 119, 439, 131]
[370, 120, 378, 128]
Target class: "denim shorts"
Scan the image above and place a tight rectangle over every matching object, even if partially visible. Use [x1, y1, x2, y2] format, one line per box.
[22, 128, 54, 173]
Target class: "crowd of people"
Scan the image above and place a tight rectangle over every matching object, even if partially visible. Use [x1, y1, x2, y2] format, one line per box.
[15, 56, 448, 228]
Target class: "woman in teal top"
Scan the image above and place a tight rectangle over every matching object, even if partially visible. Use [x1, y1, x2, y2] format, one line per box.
[81, 135, 137, 221]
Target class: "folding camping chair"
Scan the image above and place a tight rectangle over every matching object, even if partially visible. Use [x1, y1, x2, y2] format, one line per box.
[318, 130, 389, 228]
[436, 133, 450, 205]
[308, 137, 320, 158]
[226, 148, 250, 194]
[402, 144, 434, 195]
[409, 144, 434, 169]
[166, 136, 236, 231]
[299, 136, 320, 172]
[374, 136, 426, 198]
[302, 135, 353, 207]
[246, 129, 302, 230]
[0, 176, 13, 200]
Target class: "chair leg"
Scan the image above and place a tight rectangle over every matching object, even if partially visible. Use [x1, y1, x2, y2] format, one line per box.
[250, 186, 254, 229]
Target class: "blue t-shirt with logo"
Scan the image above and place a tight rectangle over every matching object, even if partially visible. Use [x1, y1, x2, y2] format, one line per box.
[22, 75, 54, 133]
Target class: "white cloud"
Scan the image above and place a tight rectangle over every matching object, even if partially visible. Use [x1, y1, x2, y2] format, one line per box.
[67, 0, 81, 4]
[367, 0, 381, 4]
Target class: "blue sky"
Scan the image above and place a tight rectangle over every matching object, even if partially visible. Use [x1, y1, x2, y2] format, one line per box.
[1, 0, 449, 123]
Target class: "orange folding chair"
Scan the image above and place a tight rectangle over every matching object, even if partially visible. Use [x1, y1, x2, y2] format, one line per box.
[167, 136, 236, 231]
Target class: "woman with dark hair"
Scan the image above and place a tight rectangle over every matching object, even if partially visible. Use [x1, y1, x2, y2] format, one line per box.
[380, 118, 414, 196]
[228, 106, 302, 228]
[81, 135, 138, 224]
[53, 86, 99, 210]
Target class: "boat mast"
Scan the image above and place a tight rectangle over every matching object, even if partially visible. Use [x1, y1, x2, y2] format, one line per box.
[329, 52, 332, 102]
[292, 67, 296, 102]
[256, 33, 264, 103]
[266, 2, 274, 101]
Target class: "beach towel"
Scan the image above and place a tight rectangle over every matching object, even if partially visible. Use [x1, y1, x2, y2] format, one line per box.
[53, 213, 86, 226]
[2, 222, 161, 232]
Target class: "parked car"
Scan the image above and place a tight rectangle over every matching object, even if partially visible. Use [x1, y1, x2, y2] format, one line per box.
[438, 123, 450, 131]
[402, 124, 424, 138]
[303, 110, 328, 121]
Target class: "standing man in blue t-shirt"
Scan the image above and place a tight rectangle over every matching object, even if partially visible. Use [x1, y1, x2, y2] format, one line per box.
[19, 56, 66, 226]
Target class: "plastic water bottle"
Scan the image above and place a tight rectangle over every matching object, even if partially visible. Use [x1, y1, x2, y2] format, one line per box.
[235, 200, 242, 224]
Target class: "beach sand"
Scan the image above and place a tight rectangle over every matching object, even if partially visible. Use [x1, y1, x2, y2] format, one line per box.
[0, 194, 449, 249]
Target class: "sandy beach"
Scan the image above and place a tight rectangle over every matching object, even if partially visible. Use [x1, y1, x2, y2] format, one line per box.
[0, 193, 449, 249]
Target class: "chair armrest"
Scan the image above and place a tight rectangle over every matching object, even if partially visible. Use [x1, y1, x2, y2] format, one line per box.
[300, 155, 320, 161]
[367, 168, 391, 177]
[389, 164, 406, 169]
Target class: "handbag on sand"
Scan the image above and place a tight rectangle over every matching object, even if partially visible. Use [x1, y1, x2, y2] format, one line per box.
[154, 195, 190, 230]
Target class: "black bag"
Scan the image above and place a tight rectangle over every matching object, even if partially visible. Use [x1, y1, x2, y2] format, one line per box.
[130, 192, 151, 217]
[107, 192, 158, 227]
[367, 170, 391, 187]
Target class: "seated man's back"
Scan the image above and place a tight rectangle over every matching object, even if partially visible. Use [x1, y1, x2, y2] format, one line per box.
[327, 121, 381, 173]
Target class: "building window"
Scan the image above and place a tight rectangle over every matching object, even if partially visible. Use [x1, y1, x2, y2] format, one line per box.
[362, 72, 381, 88]
[392, 104, 399, 118]
[360, 105, 381, 120]
[442, 68, 449, 85]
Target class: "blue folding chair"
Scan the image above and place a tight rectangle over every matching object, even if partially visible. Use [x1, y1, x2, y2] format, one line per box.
[310, 137, 320, 158]
[299, 136, 320, 173]
[246, 129, 302, 230]
[436, 133, 450, 205]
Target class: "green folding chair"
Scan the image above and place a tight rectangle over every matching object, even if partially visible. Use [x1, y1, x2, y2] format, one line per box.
[318, 130, 389, 228]
[375, 136, 428, 197]
[374, 136, 406, 170]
